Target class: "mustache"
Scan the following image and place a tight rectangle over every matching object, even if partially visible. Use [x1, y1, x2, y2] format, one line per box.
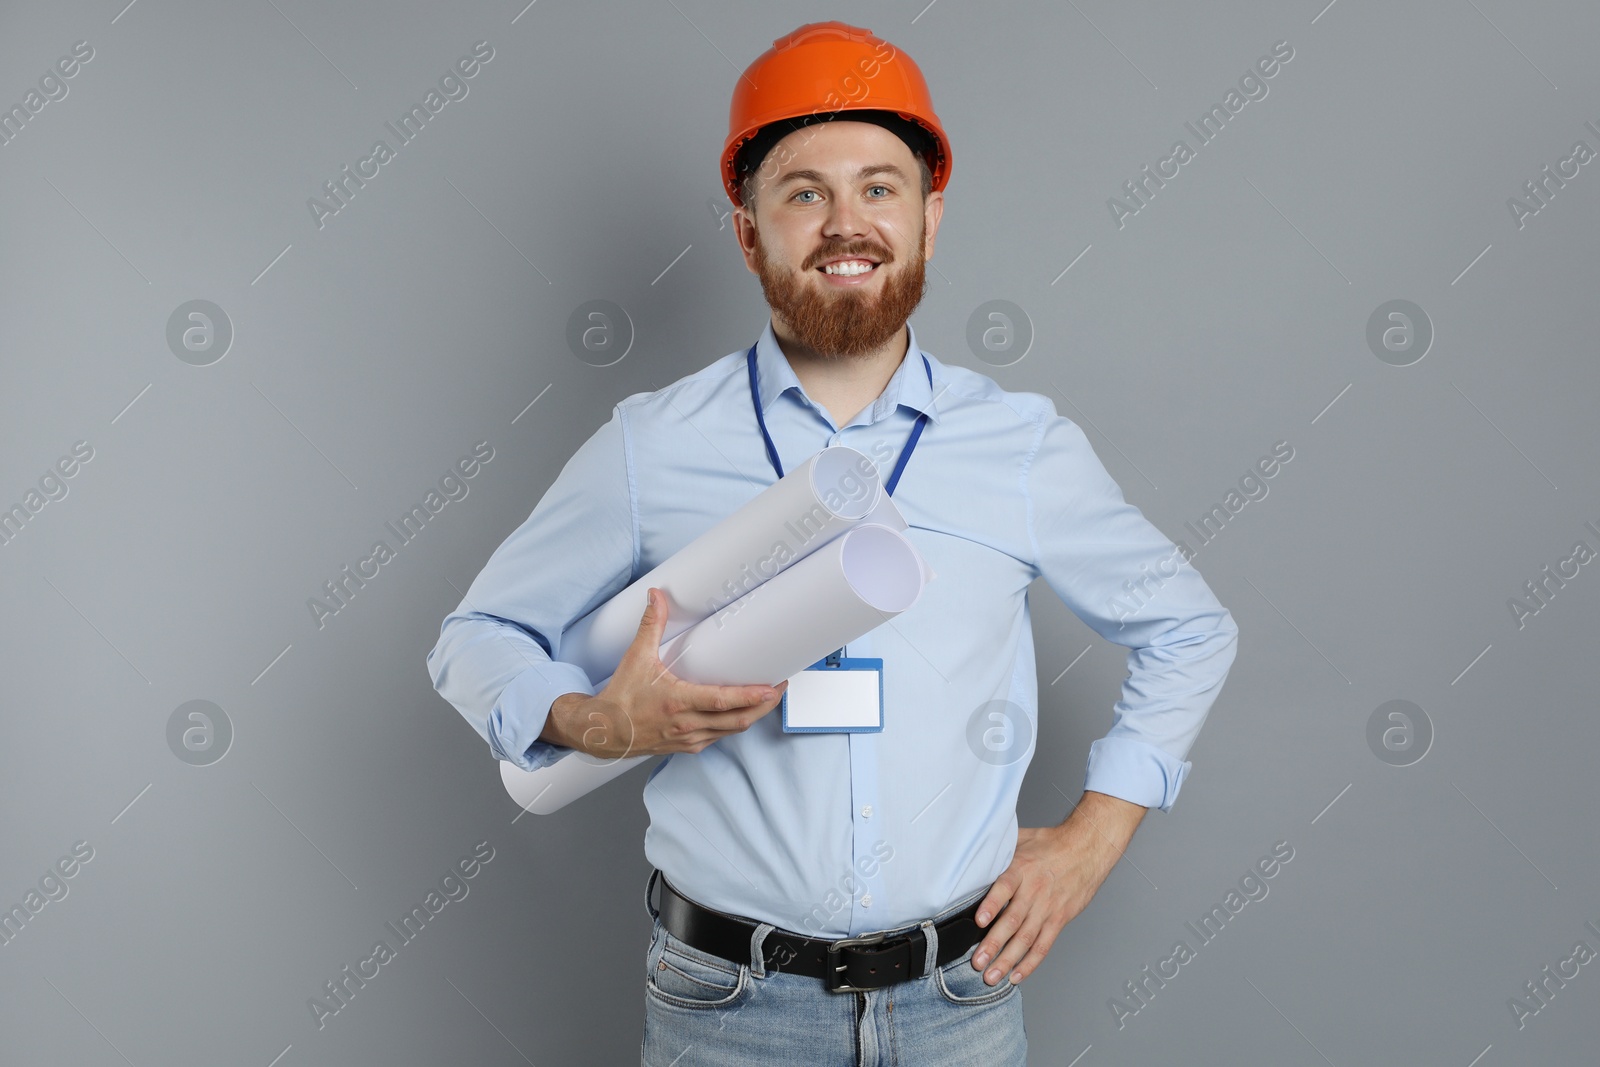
[805, 243, 893, 269]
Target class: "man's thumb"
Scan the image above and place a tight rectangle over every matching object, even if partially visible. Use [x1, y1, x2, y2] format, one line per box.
[637, 587, 666, 645]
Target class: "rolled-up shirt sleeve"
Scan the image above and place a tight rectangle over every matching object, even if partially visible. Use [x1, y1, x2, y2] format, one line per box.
[1024, 402, 1239, 813]
[427, 404, 637, 770]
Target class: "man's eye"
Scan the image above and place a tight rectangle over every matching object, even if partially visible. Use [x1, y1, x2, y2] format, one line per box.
[794, 190, 819, 203]
[867, 185, 889, 197]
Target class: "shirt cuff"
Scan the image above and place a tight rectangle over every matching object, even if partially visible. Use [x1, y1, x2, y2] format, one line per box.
[1082, 736, 1192, 813]
[487, 659, 598, 771]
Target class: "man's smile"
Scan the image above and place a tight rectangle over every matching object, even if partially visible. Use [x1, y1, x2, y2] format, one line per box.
[815, 258, 884, 285]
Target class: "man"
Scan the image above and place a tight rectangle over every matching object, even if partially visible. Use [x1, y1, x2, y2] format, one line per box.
[427, 21, 1238, 1066]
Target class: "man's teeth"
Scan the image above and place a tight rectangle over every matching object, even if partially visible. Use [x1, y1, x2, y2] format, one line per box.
[822, 260, 876, 276]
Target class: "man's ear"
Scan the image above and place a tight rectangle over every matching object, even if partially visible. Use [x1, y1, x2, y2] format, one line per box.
[732, 207, 761, 275]
[921, 190, 945, 261]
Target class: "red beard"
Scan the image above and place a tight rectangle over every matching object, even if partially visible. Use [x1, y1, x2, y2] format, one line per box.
[754, 226, 929, 358]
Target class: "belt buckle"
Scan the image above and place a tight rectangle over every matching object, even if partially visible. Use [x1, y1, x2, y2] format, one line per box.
[824, 930, 891, 994]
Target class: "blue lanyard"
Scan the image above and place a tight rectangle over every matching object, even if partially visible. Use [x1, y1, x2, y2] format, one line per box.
[745, 342, 932, 495]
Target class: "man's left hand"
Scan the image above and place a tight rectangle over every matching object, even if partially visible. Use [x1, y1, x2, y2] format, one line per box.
[969, 791, 1147, 986]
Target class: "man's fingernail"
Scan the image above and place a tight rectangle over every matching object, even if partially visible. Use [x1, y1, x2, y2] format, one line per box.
[973, 951, 989, 967]
[977, 911, 989, 924]
[985, 968, 1002, 983]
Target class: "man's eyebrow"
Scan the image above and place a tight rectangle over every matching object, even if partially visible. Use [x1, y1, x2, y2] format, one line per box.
[773, 163, 910, 188]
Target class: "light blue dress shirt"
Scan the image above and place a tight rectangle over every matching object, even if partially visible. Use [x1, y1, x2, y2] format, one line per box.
[427, 318, 1238, 938]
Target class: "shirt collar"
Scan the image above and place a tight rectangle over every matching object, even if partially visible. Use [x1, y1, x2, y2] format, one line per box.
[753, 317, 943, 426]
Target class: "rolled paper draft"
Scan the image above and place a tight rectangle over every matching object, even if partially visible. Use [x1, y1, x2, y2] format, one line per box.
[655, 522, 925, 684]
[501, 522, 929, 815]
[557, 445, 889, 683]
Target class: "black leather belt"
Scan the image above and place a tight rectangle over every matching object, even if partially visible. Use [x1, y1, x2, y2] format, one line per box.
[654, 870, 986, 994]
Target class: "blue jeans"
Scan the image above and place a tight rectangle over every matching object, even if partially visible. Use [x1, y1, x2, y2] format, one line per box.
[641, 871, 1027, 1066]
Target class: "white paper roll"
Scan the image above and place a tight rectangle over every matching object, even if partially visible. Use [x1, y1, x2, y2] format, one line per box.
[501, 522, 929, 815]
[656, 522, 925, 684]
[557, 446, 888, 683]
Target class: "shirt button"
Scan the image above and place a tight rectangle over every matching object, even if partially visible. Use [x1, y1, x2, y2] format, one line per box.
[860, 805, 873, 819]
[860, 894, 873, 908]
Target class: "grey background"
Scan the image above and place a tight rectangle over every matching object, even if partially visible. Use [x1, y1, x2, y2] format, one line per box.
[2, 0, 1597, 1064]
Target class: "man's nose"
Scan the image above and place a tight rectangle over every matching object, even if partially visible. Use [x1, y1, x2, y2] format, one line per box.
[822, 195, 873, 242]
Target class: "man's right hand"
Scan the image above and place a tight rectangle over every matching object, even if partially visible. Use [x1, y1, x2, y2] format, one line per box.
[541, 587, 788, 759]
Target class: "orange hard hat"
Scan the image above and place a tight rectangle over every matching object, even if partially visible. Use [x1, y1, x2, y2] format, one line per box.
[722, 21, 952, 208]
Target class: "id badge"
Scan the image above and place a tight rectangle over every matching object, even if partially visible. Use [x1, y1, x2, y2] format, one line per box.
[780, 651, 884, 733]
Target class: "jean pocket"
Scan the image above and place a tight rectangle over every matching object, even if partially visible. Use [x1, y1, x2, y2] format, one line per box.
[934, 943, 1018, 1006]
[646, 921, 751, 1010]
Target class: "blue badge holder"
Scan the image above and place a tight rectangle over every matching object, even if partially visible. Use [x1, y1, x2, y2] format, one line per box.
[780, 649, 884, 733]
[777, 652, 889, 735]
